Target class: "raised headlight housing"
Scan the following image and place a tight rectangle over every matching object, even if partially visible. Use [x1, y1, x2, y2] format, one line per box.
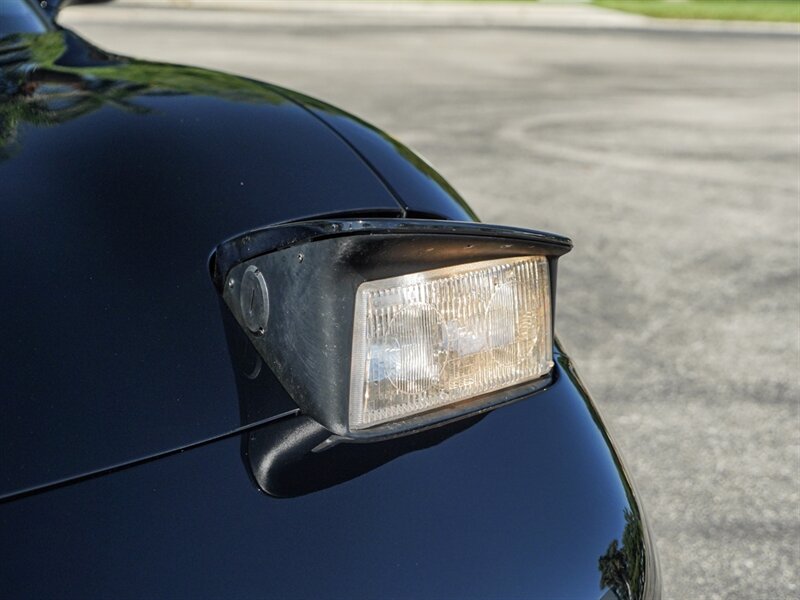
[213, 219, 570, 443]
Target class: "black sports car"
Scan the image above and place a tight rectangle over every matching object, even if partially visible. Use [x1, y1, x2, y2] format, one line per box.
[0, 1, 659, 598]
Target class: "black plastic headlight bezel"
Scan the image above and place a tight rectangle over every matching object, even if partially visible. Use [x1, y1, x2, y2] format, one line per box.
[213, 219, 571, 443]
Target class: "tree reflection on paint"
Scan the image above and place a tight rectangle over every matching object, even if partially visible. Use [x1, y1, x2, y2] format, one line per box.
[0, 30, 287, 158]
[599, 507, 646, 600]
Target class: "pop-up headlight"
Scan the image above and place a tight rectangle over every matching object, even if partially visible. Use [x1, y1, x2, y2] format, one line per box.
[214, 219, 570, 443]
[350, 256, 552, 429]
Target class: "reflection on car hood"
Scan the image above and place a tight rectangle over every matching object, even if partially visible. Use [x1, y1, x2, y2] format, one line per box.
[0, 29, 404, 499]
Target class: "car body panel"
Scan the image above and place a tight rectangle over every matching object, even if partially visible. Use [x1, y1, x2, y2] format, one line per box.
[0, 351, 654, 600]
[0, 5, 659, 597]
[0, 29, 407, 498]
[279, 89, 479, 222]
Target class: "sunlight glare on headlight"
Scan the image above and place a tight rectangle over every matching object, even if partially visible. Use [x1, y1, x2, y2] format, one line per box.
[349, 256, 553, 429]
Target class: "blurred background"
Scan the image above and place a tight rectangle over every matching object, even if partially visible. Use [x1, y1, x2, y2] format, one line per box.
[60, 1, 799, 598]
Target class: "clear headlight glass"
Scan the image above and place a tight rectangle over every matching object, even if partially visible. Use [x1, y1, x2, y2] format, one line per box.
[349, 256, 553, 429]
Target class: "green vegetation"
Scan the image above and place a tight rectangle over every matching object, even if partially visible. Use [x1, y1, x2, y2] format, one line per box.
[594, 0, 800, 23]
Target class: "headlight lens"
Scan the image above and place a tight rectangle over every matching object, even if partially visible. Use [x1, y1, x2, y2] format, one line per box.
[349, 256, 552, 429]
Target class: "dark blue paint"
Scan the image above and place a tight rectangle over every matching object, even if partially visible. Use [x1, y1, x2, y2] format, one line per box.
[0, 31, 402, 498]
[0, 0, 47, 35]
[279, 90, 479, 221]
[0, 8, 659, 598]
[0, 357, 653, 599]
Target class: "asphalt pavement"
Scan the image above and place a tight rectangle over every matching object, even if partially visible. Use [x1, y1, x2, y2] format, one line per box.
[61, 2, 800, 598]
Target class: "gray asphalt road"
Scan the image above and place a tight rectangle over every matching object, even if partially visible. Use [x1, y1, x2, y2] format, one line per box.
[62, 4, 800, 598]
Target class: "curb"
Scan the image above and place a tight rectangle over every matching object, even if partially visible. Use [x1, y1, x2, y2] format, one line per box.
[85, 0, 800, 36]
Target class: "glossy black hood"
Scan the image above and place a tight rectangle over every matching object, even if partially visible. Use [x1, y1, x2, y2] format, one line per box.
[0, 350, 660, 600]
[0, 29, 409, 499]
[0, 20, 661, 600]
